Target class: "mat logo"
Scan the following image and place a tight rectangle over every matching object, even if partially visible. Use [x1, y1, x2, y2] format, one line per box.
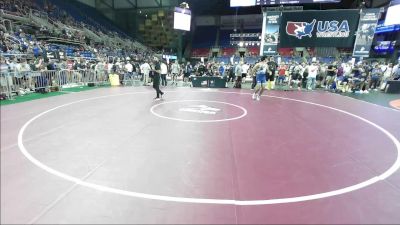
[179, 105, 221, 115]
[316, 20, 350, 38]
[286, 19, 316, 39]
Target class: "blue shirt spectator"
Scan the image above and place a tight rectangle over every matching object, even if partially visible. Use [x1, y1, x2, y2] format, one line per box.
[33, 45, 40, 57]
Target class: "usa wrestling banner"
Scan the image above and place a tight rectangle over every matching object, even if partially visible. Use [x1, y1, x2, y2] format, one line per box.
[352, 8, 381, 58]
[279, 10, 359, 47]
[260, 11, 281, 56]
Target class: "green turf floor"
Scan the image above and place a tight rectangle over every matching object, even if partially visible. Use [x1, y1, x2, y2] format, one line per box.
[0, 91, 66, 106]
[0, 85, 108, 106]
[339, 90, 400, 108]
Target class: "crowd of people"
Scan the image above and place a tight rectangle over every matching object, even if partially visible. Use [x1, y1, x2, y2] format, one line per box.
[98, 57, 400, 96]
[0, 0, 41, 16]
[195, 58, 400, 94]
[1, 0, 148, 59]
[2, 49, 400, 98]
[0, 0, 163, 98]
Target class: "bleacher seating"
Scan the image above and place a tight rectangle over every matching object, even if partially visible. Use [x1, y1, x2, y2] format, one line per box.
[212, 56, 256, 64]
[45, 0, 127, 37]
[278, 48, 293, 57]
[215, 56, 231, 64]
[221, 47, 236, 56]
[248, 47, 260, 56]
[243, 57, 258, 64]
[191, 48, 210, 57]
[1, 0, 151, 61]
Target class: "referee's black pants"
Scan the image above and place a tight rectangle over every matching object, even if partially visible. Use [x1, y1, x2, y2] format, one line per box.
[251, 76, 256, 89]
[153, 74, 164, 98]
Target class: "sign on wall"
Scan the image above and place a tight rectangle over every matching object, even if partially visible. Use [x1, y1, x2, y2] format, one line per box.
[353, 8, 381, 58]
[279, 9, 359, 47]
[260, 11, 281, 56]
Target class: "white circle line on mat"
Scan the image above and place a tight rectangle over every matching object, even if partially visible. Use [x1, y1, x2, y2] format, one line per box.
[150, 100, 247, 122]
[17, 90, 400, 205]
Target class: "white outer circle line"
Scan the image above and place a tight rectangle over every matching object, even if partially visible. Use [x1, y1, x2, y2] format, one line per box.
[16, 91, 400, 205]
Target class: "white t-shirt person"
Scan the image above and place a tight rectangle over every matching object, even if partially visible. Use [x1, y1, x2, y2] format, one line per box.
[307, 64, 319, 78]
[140, 62, 151, 75]
[171, 62, 180, 74]
[125, 62, 133, 73]
[242, 63, 250, 74]
[161, 62, 168, 75]
[342, 63, 352, 76]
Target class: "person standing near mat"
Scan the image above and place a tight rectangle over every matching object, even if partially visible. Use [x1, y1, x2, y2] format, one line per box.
[140, 60, 151, 86]
[160, 59, 168, 87]
[152, 57, 164, 100]
[171, 60, 180, 86]
[267, 57, 278, 90]
[251, 56, 270, 101]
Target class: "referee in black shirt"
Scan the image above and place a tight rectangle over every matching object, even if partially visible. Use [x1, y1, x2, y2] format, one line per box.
[152, 57, 164, 100]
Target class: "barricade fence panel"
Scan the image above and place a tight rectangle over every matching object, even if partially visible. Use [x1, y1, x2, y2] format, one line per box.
[59, 69, 111, 88]
[0, 69, 143, 100]
[0, 72, 14, 99]
[0, 70, 115, 99]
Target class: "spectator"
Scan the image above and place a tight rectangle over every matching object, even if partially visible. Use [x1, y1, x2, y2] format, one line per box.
[325, 62, 337, 89]
[369, 64, 382, 91]
[307, 61, 319, 90]
[140, 60, 151, 86]
[160, 60, 168, 87]
[277, 62, 287, 86]
[241, 62, 249, 83]
[235, 62, 243, 83]
[379, 63, 393, 90]
[170, 60, 180, 86]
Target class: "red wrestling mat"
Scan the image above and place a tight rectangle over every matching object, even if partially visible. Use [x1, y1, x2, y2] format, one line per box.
[1, 87, 400, 224]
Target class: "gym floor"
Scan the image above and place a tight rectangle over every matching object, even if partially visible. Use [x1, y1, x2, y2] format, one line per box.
[1, 86, 400, 224]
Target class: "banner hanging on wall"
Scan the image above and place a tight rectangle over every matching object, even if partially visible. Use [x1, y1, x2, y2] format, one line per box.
[279, 9, 359, 47]
[260, 11, 281, 56]
[352, 8, 381, 58]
